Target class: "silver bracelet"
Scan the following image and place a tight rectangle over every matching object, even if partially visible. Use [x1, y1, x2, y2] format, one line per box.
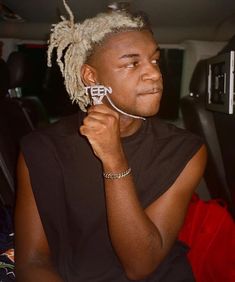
[103, 167, 132, 180]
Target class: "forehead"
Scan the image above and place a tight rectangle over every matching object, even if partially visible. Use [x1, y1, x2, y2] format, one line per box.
[91, 30, 158, 60]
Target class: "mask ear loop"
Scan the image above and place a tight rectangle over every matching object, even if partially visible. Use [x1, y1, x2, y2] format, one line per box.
[85, 85, 146, 120]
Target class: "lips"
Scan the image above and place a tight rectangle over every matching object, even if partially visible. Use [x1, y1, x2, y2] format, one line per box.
[138, 87, 163, 95]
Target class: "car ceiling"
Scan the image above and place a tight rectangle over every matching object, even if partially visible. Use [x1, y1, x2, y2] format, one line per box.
[1, 0, 235, 26]
[1, 0, 235, 42]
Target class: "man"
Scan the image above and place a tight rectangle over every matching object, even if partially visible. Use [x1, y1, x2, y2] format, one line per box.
[15, 1, 207, 281]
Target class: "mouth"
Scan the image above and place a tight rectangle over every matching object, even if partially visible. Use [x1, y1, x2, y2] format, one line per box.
[138, 88, 163, 95]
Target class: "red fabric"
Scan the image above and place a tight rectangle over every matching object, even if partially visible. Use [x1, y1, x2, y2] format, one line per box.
[179, 194, 235, 282]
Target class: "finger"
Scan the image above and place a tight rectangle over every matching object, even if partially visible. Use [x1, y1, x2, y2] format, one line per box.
[83, 113, 107, 127]
[84, 109, 117, 126]
[79, 125, 93, 136]
[88, 104, 119, 118]
[80, 117, 107, 135]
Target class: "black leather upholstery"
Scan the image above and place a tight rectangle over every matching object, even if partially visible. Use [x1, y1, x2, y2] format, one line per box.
[0, 53, 44, 207]
[7, 51, 49, 127]
[0, 101, 32, 206]
[0, 59, 10, 99]
[189, 59, 208, 101]
[181, 52, 235, 216]
[7, 51, 32, 89]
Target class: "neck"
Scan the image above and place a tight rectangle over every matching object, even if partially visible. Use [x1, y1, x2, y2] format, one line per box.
[96, 94, 145, 137]
[119, 115, 144, 138]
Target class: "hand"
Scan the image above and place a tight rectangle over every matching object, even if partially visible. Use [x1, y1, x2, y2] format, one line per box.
[80, 104, 126, 167]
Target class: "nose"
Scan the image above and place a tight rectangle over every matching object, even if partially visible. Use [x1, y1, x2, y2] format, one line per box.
[141, 63, 162, 82]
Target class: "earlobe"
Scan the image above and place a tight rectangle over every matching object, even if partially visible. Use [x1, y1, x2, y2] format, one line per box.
[81, 64, 97, 86]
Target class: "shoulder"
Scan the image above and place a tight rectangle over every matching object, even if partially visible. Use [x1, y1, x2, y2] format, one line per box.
[146, 117, 205, 181]
[149, 116, 199, 139]
[148, 116, 203, 151]
[20, 111, 86, 164]
[21, 111, 85, 144]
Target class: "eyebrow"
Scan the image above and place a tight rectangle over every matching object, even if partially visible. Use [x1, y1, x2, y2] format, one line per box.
[119, 47, 160, 60]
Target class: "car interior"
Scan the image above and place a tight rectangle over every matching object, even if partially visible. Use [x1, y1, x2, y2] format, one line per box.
[0, 0, 235, 280]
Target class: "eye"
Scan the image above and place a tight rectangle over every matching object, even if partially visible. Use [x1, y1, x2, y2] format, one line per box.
[126, 61, 139, 68]
[151, 59, 160, 65]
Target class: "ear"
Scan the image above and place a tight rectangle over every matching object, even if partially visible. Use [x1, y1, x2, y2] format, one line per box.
[81, 64, 98, 86]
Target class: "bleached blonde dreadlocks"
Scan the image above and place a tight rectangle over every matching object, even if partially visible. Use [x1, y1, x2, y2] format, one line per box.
[47, 0, 146, 111]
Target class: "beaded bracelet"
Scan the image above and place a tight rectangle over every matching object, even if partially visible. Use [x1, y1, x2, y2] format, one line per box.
[103, 167, 132, 180]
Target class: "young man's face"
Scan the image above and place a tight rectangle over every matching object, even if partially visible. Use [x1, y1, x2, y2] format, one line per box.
[88, 30, 163, 117]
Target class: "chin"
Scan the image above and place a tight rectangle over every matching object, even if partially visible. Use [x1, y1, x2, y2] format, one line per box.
[140, 103, 161, 117]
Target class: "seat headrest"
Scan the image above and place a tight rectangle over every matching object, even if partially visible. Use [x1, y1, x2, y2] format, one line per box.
[189, 33, 235, 100]
[0, 59, 10, 99]
[7, 51, 32, 89]
[218, 34, 235, 55]
[189, 59, 208, 100]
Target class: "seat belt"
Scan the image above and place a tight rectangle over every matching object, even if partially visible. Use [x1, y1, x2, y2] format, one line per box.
[15, 99, 35, 130]
[0, 152, 14, 193]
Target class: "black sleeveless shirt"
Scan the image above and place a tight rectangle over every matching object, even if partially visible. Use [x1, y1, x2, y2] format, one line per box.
[21, 112, 202, 281]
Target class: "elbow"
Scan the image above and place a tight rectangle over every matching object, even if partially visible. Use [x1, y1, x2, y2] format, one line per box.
[126, 273, 149, 281]
[123, 250, 163, 280]
[125, 271, 153, 281]
[125, 265, 157, 281]
[123, 235, 164, 280]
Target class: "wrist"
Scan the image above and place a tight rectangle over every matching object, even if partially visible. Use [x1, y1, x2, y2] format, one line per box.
[102, 153, 128, 173]
[101, 146, 128, 170]
[103, 167, 132, 180]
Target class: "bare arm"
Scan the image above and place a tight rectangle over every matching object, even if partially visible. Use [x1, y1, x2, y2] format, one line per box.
[80, 104, 207, 280]
[14, 153, 63, 282]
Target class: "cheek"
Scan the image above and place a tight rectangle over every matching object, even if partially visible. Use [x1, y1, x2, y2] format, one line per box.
[111, 83, 135, 101]
[98, 69, 138, 101]
[111, 72, 137, 90]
